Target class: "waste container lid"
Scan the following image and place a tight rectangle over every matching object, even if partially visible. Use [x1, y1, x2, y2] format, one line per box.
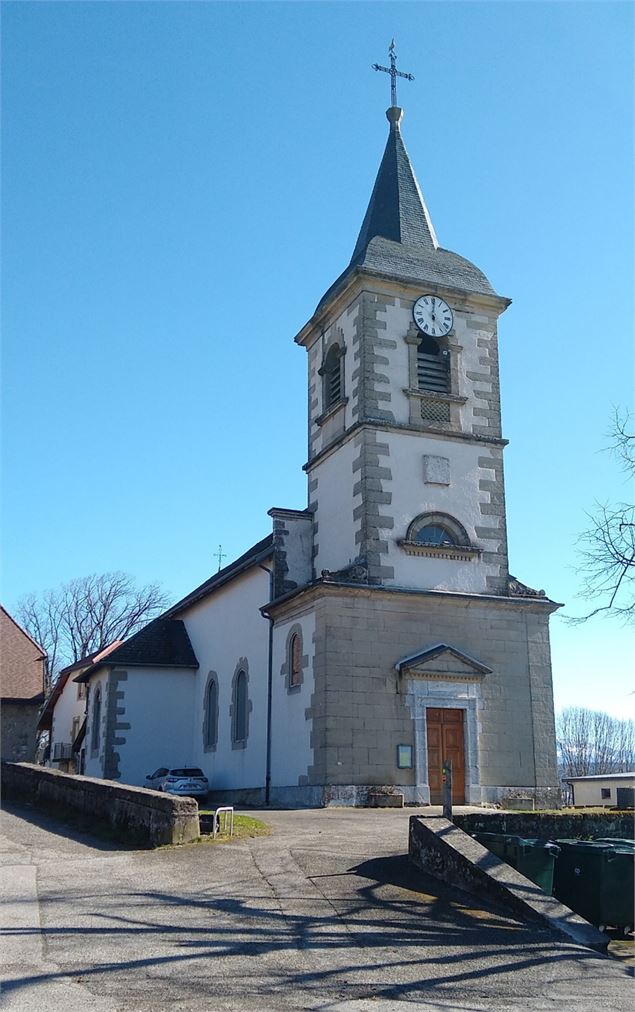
[594, 837, 635, 848]
[514, 837, 557, 849]
[554, 838, 625, 851]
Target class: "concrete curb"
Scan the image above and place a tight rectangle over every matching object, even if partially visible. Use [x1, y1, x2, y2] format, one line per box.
[409, 815, 608, 953]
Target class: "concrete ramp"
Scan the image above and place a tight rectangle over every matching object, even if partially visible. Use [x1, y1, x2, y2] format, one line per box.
[409, 815, 608, 952]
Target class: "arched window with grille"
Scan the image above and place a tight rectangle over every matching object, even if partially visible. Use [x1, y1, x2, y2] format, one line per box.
[400, 512, 479, 560]
[91, 685, 101, 753]
[417, 335, 449, 393]
[415, 523, 458, 547]
[322, 343, 343, 410]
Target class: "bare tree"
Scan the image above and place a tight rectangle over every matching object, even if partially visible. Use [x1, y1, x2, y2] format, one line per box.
[570, 410, 634, 622]
[557, 706, 635, 781]
[17, 572, 169, 680]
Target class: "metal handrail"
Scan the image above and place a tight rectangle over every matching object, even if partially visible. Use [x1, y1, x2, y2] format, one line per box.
[213, 806, 234, 839]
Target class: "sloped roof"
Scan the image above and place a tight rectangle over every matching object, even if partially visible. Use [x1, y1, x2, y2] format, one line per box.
[165, 534, 273, 618]
[316, 107, 501, 314]
[351, 106, 438, 258]
[0, 605, 46, 702]
[566, 772, 635, 782]
[57, 641, 123, 677]
[38, 640, 122, 731]
[75, 619, 198, 683]
[74, 535, 273, 685]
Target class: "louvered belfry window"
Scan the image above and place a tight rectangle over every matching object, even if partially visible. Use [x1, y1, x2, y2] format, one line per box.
[323, 344, 342, 409]
[417, 335, 449, 393]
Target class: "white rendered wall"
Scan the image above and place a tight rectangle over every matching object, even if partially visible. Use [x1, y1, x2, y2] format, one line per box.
[50, 675, 86, 759]
[312, 437, 357, 574]
[383, 430, 499, 592]
[182, 566, 270, 791]
[572, 778, 635, 807]
[308, 296, 499, 433]
[307, 302, 359, 457]
[115, 668, 196, 786]
[364, 297, 500, 435]
[83, 668, 109, 779]
[281, 513, 313, 588]
[270, 609, 315, 787]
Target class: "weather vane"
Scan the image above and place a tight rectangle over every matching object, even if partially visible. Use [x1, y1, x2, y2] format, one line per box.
[372, 39, 414, 108]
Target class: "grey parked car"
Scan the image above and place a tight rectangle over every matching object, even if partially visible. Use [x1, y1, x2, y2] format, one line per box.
[145, 767, 209, 800]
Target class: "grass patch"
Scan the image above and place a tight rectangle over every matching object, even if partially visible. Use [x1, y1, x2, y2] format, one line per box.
[197, 812, 272, 843]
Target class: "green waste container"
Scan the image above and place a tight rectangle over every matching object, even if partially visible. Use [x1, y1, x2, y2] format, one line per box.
[594, 837, 635, 850]
[473, 833, 559, 894]
[553, 839, 634, 931]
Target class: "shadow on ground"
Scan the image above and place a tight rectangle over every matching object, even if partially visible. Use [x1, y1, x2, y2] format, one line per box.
[1, 801, 141, 852]
[2, 850, 632, 1005]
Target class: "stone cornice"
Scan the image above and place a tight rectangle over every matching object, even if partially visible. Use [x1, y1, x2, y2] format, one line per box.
[404, 388, 468, 406]
[304, 420, 508, 472]
[398, 540, 481, 561]
[294, 269, 511, 348]
[262, 578, 563, 621]
[403, 669, 485, 683]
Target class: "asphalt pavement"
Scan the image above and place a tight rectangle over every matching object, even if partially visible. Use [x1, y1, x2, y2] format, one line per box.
[0, 803, 632, 1011]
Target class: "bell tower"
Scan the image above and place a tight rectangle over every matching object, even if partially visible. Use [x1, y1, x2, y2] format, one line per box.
[272, 49, 560, 808]
[295, 101, 512, 596]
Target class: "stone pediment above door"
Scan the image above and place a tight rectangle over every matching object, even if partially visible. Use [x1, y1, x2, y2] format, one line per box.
[395, 643, 492, 682]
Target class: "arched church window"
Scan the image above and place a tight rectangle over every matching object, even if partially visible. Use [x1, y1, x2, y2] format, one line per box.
[416, 524, 457, 547]
[289, 633, 302, 687]
[203, 675, 218, 750]
[323, 344, 343, 409]
[233, 670, 248, 743]
[91, 686, 101, 753]
[405, 512, 470, 549]
[417, 335, 449, 393]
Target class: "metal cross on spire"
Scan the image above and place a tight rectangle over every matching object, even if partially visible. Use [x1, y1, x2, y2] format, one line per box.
[372, 39, 414, 108]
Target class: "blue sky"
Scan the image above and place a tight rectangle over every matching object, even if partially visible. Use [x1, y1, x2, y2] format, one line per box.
[2, 2, 633, 716]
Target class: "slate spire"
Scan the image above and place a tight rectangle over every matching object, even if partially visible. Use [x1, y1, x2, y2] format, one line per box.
[351, 107, 438, 264]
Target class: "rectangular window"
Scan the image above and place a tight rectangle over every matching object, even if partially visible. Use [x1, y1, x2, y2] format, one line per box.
[397, 744, 413, 769]
[601, 788, 611, 799]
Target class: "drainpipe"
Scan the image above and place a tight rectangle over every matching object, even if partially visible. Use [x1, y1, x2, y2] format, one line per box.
[259, 563, 274, 806]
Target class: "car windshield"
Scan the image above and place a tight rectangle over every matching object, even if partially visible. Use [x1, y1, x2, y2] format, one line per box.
[169, 768, 205, 778]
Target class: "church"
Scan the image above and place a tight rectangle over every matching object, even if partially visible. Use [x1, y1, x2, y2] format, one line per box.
[77, 64, 561, 808]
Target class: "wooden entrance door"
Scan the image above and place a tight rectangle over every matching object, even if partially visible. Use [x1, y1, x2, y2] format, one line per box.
[426, 708, 466, 804]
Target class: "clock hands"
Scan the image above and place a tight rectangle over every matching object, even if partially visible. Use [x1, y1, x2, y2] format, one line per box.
[413, 294, 453, 337]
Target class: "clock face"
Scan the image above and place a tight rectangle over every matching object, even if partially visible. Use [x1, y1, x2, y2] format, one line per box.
[413, 295, 453, 338]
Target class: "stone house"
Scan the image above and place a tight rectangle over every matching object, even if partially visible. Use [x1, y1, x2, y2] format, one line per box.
[77, 97, 562, 807]
[0, 606, 46, 762]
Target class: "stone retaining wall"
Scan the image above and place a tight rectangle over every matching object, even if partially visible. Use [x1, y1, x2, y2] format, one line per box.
[1, 762, 200, 846]
[409, 815, 607, 952]
[453, 810, 634, 840]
